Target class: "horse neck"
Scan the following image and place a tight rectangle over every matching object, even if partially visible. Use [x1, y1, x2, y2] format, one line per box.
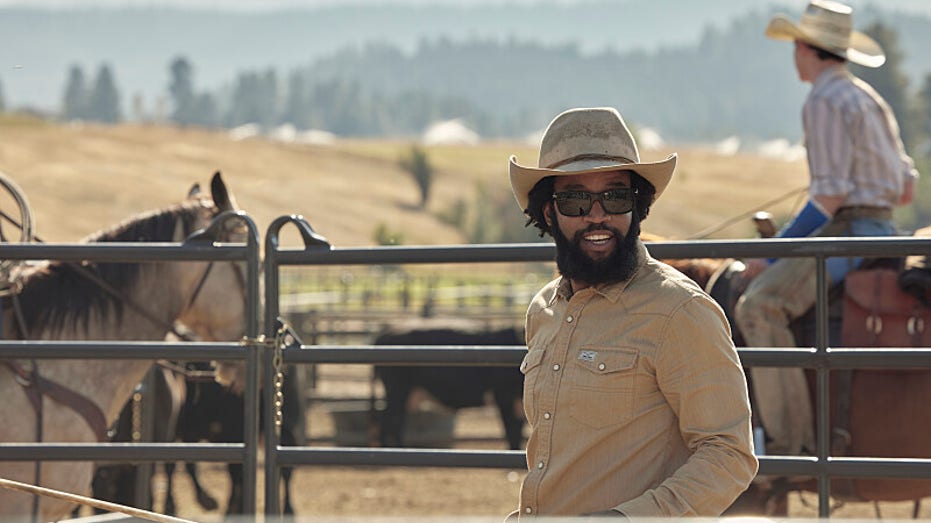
[20, 262, 194, 421]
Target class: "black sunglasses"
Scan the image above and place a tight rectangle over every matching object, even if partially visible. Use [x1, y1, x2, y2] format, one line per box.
[552, 188, 637, 217]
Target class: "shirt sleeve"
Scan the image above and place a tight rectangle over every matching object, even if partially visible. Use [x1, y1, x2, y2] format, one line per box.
[614, 295, 758, 517]
[804, 95, 855, 199]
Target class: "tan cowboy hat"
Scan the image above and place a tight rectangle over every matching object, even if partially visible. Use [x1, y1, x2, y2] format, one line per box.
[765, 0, 885, 68]
[509, 107, 676, 211]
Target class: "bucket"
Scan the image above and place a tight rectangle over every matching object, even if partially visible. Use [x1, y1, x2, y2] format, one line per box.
[327, 400, 456, 448]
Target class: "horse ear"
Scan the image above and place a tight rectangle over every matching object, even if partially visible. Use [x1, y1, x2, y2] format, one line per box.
[188, 183, 201, 199]
[210, 171, 237, 211]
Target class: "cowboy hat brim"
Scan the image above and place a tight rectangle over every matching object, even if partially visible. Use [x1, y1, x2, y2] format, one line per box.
[765, 15, 886, 68]
[508, 153, 677, 211]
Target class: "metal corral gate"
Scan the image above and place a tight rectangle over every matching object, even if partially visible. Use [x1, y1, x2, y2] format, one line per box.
[0, 211, 265, 514]
[263, 215, 931, 519]
[3, 211, 931, 519]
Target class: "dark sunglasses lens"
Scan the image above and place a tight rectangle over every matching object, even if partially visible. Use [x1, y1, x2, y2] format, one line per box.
[554, 195, 592, 216]
[602, 190, 633, 214]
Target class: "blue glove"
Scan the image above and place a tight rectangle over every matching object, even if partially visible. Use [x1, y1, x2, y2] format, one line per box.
[777, 199, 831, 238]
[768, 199, 831, 263]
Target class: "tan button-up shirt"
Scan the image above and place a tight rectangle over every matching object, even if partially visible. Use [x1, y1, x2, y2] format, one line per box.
[517, 241, 757, 518]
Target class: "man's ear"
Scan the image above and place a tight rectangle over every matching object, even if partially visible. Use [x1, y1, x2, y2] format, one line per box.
[544, 201, 554, 228]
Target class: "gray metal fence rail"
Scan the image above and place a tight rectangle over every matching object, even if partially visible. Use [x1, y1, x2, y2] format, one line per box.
[263, 216, 931, 519]
[0, 210, 263, 514]
[6, 211, 931, 519]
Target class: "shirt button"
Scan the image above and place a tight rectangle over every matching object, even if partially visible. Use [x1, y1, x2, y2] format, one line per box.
[525, 507, 532, 514]
[566, 315, 574, 323]
[537, 461, 545, 469]
[552, 364, 560, 371]
[543, 412, 551, 420]
[598, 363, 606, 370]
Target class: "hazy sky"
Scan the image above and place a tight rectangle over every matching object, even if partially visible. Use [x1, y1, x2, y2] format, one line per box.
[0, 0, 928, 14]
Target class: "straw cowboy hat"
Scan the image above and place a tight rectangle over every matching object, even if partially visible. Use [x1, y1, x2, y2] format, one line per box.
[509, 107, 676, 211]
[765, 0, 885, 68]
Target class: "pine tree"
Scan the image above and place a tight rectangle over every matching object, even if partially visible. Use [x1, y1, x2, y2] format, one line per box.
[87, 64, 121, 123]
[169, 56, 196, 125]
[282, 71, 311, 129]
[62, 64, 89, 121]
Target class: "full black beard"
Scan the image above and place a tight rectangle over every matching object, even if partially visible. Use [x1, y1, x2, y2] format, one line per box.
[551, 209, 642, 286]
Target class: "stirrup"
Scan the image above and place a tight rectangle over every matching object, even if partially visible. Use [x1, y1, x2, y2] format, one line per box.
[0, 170, 35, 296]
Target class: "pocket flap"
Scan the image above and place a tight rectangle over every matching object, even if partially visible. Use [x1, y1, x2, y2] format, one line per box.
[575, 347, 638, 374]
[520, 350, 545, 374]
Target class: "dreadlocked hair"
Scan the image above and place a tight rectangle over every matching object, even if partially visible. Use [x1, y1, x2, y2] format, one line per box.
[522, 171, 657, 238]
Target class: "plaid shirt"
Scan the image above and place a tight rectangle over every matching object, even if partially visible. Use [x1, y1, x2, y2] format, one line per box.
[516, 241, 757, 518]
[804, 66, 919, 207]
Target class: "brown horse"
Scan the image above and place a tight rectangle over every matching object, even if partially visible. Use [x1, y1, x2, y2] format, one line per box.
[666, 252, 931, 516]
[0, 172, 247, 520]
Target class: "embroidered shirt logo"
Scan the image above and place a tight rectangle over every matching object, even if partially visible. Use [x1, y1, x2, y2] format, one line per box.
[578, 350, 597, 362]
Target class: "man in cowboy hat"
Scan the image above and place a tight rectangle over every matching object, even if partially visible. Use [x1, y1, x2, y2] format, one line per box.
[735, 0, 919, 457]
[506, 107, 757, 520]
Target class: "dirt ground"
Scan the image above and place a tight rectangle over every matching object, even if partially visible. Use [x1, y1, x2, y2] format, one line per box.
[84, 364, 931, 522]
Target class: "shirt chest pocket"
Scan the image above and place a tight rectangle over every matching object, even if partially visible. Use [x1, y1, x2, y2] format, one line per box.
[520, 349, 546, 427]
[568, 347, 638, 428]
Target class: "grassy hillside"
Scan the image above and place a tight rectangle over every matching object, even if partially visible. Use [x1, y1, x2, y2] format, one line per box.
[0, 115, 810, 248]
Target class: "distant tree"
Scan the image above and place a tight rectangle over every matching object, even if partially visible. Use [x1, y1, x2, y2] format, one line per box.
[851, 22, 916, 151]
[310, 78, 371, 135]
[87, 64, 121, 123]
[62, 64, 89, 121]
[191, 93, 220, 128]
[399, 144, 434, 208]
[0, 77, 5, 112]
[282, 71, 311, 128]
[225, 69, 279, 128]
[168, 56, 196, 125]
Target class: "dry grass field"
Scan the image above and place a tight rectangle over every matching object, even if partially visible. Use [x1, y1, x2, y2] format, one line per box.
[7, 116, 929, 521]
[0, 114, 811, 247]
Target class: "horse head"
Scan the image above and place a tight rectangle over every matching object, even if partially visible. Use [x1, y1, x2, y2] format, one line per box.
[173, 171, 249, 343]
[0, 172, 252, 520]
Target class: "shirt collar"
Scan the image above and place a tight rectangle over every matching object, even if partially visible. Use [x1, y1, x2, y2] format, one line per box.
[551, 239, 650, 305]
[811, 65, 848, 93]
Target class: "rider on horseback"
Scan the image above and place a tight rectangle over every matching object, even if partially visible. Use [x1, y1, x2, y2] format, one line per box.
[735, 0, 919, 456]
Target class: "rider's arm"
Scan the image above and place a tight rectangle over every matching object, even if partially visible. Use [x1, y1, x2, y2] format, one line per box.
[764, 195, 842, 265]
[775, 196, 836, 239]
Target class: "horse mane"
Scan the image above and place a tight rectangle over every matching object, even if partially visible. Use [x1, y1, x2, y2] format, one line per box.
[641, 231, 723, 290]
[9, 197, 216, 338]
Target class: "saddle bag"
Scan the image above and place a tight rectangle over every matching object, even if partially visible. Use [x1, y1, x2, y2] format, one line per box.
[842, 269, 931, 347]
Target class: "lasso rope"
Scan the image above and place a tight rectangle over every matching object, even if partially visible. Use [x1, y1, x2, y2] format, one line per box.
[685, 185, 808, 240]
[0, 476, 197, 523]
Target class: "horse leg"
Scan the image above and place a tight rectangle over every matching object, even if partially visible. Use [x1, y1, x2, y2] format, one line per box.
[279, 417, 297, 515]
[185, 461, 219, 511]
[377, 369, 411, 447]
[491, 382, 524, 450]
[163, 462, 177, 516]
[281, 467, 295, 515]
[226, 463, 244, 515]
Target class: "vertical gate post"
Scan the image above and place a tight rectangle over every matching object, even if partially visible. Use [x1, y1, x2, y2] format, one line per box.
[264, 215, 331, 517]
